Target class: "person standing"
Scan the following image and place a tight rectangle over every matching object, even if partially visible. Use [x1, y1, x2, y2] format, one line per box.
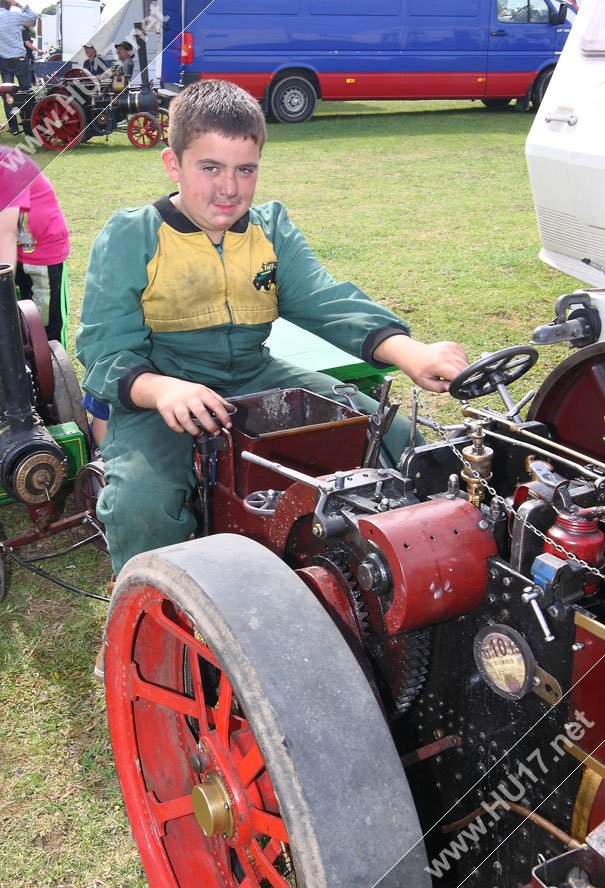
[0, 147, 70, 345]
[0, 0, 38, 134]
[21, 23, 36, 84]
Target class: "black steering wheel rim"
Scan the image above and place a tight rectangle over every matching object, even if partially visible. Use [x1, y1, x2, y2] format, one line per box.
[449, 345, 539, 401]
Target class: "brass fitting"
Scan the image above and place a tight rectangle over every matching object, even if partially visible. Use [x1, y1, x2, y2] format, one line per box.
[461, 423, 493, 508]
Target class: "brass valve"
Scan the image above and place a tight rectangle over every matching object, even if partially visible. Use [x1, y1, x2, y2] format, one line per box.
[461, 423, 494, 508]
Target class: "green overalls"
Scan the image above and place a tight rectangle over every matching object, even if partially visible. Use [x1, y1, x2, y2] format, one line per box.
[76, 198, 414, 572]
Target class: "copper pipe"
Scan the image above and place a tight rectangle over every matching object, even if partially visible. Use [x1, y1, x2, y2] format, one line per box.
[443, 801, 582, 850]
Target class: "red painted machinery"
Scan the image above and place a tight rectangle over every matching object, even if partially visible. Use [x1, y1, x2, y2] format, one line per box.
[0, 25, 167, 150]
[100, 299, 605, 887]
[3, 252, 605, 886]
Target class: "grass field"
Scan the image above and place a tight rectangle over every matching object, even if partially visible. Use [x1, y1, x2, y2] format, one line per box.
[0, 98, 579, 887]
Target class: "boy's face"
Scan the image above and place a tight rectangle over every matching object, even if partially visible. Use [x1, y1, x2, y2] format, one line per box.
[162, 131, 260, 243]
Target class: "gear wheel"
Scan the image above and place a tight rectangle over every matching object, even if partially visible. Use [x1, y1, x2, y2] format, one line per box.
[305, 549, 370, 640]
[383, 626, 432, 716]
[305, 548, 432, 717]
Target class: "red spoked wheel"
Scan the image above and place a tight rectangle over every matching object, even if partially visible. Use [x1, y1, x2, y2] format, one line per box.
[127, 111, 160, 148]
[30, 94, 86, 150]
[157, 107, 169, 143]
[105, 534, 428, 888]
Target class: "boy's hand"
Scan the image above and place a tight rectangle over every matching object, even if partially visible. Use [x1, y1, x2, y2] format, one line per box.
[373, 335, 469, 394]
[130, 374, 234, 435]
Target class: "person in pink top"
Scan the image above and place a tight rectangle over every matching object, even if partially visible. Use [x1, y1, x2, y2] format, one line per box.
[0, 147, 70, 345]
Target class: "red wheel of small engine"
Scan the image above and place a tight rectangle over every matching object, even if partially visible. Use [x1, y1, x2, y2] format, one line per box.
[30, 94, 85, 150]
[127, 111, 160, 148]
[157, 107, 169, 143]
[105, 535, 428, 887]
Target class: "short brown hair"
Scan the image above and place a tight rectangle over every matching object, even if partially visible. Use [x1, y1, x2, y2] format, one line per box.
[168, 79, 267, 160]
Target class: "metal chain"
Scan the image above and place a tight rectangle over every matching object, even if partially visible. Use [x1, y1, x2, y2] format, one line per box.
[415, 395, 605, 581]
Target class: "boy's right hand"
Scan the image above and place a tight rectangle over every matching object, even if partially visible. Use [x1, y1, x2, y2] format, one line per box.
[129, 373, 234, 436]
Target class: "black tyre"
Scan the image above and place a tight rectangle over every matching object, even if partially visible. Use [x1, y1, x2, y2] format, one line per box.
[49, 340, 90, 449]
[532, 68, 553, 109]
[105, 534, 429, 888]
[270, 76, 316, 124]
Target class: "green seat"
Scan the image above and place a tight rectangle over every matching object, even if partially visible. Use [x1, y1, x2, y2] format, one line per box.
[266, 318, 394, 397]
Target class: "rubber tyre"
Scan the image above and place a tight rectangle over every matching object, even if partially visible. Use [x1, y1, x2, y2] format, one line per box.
[270, 76, 316, 124]
[532, 68, 553, 109]
[49, 341, 90, 449]
[105, 534, 429, 888]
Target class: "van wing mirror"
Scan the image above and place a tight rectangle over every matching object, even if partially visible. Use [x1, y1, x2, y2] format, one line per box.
[550, 3, 567, 25]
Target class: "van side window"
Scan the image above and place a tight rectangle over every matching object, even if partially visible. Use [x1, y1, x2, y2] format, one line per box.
[497, 0, 550, 23]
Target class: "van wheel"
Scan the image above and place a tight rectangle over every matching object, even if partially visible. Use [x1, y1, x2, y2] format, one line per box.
[270, 76, 316, 123]
[532, 68, 553, 109]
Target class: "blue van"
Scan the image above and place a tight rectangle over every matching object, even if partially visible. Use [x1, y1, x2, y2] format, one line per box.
[160, 0, 572, 121]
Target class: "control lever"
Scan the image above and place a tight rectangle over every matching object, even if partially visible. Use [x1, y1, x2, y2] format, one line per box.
[331, 382, 361, 412]
[521, 587, 555, 643]
[191, 409, 234, 536]
[398, 387, 419, 469]
[363, 375, 399, 469]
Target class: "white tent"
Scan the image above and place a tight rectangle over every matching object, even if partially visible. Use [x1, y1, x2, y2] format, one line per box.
[69, 0, 163, 86]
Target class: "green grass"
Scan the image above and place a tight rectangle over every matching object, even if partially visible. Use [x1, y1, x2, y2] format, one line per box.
[0, 98, 580, 885]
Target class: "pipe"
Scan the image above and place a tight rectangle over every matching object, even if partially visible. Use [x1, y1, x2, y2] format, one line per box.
[443, 801, 582, 850]
[133, 21, 151, 90]
[0, 264, 35, 434]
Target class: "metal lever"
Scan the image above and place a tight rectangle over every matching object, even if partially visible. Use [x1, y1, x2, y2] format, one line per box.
[331, 382, 360, 412]
[363, 376, 398, 469]
[521, 588, 555, 643]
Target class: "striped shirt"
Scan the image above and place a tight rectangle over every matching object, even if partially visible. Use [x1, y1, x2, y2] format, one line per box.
[0, 6, 38, 59]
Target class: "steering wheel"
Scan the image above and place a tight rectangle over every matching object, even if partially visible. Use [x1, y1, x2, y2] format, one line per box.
[449, 345, 539, 401]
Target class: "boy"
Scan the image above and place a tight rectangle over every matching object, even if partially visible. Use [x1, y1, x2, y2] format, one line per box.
[76, 79, 467, 579]
[82, 44, 108, 77]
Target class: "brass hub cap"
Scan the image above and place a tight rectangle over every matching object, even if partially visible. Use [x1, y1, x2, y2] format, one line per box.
[192, 773, 234, 838]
